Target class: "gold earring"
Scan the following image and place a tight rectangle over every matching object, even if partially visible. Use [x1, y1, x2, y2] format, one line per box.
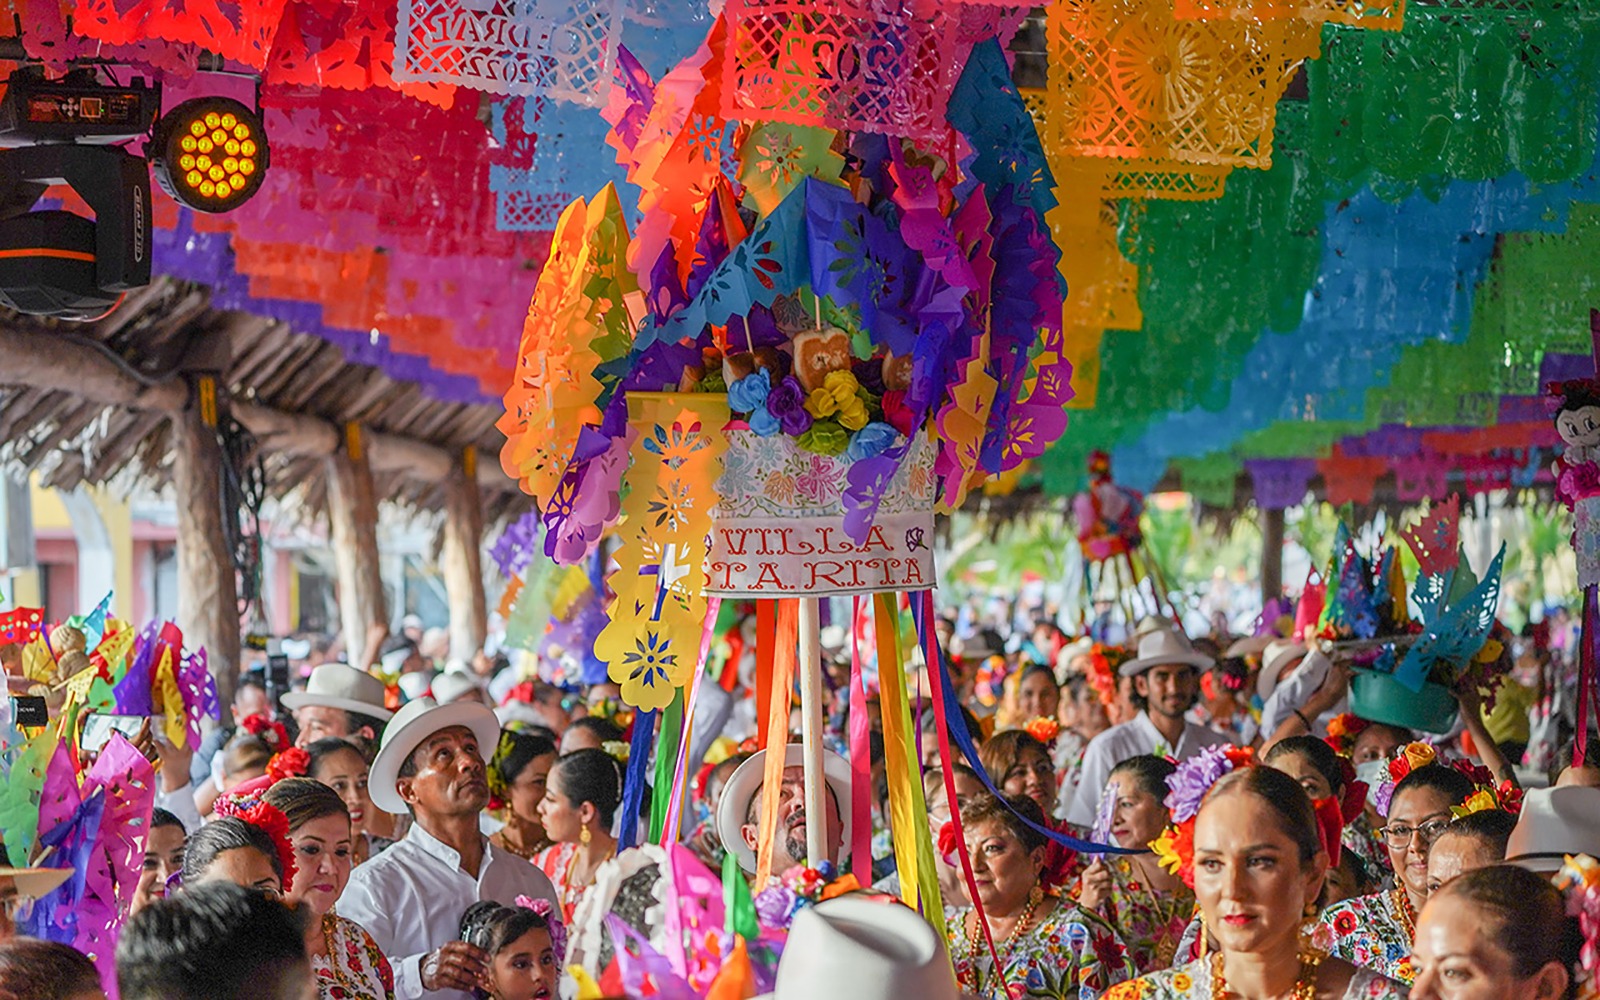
[580, 825, 591, 846]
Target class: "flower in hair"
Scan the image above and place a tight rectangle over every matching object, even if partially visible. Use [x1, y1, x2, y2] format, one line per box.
[239, 713, 288, 751]
[1164, 745, 1254, 825]
[266, 747, 310, 784]
[1387, 742, 1436, 783]
[486, 732, 517, 811]
[1154, 744, 1255, 888]
[1555, 855, 1600, 981]
[215, 796, 297, 887]
[514, 895, 568, 966]
[1023, 717, 1061, 745]
[600, 740, 630, 764]
[1323, 713, 1370, 756]
[1452, 780, 1523, 819]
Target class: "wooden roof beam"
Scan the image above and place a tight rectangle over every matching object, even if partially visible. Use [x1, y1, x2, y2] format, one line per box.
[0, 325, 519, 497]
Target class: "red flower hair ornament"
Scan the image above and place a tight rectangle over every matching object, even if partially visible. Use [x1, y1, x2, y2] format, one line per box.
[239, 713, 289, 751]
[266, 747, 310, 784]
[214, 796, 298, 888]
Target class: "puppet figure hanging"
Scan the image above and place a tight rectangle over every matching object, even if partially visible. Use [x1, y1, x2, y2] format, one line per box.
[1072, 450, 1179, 626]
[1074, 450, 1143, 562]
[1545, 309, 1600, 764]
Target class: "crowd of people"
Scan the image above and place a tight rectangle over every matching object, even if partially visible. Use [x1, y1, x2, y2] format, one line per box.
[2, 601, 1598, 1000]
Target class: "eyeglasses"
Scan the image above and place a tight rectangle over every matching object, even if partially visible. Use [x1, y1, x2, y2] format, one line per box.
[1381, 815, 1452, 848]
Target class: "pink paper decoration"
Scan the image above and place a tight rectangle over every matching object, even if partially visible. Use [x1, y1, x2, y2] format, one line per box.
[0, 607, 44, 645]
[722, 0, 965, 141]
[393, 0, 626, 101]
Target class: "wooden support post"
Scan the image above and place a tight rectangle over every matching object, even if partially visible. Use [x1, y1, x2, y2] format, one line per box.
[797, 596, 826, 867]
[172, 375, 241, 708]
[1262, 506, 1285, 607]
[326, 424, 387, 668]
[442, 447, 487, 662]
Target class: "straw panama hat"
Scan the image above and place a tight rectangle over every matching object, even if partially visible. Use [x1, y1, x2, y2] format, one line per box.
[0, 865, 72, 898]
[755, 895, 960, 1000]
[1119, 629, 1215, 677]
[280, 663, 394, 720]
[1256, 640, 1310, 702]
[1223, 634, 1275, 659]
[1506, 786, 1600, 872]
[717, 744, 854, 873]
[367, 697, 501, 814]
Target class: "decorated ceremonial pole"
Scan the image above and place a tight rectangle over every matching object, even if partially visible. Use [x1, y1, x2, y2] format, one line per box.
[797, 597, 827, 867]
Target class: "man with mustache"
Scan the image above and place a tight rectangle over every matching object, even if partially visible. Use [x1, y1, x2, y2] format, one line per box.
[340, 698, 559, 1000]
[718, 744, 853, 880]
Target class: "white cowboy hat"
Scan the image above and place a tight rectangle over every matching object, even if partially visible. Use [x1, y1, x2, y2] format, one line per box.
[1507, 786, 1600, 872]
[1054, 637, 1096, 682]
[431, 668, 485, 706]
[717, 744, 853, 874]
[755, 895, 959, 1000]
[396, 671, 434, 703]
[1134, 615, 1176, 639]
[1257, 640, 1309, 702]
[367, 697, 501, 814]
[1223, 634, 1274, 659]
[0, 865, 72, 898]
[280, 663, 394, 721]
[1119, 628, 1214, 677]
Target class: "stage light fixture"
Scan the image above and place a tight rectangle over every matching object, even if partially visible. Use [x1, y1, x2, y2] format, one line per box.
[149, 97, 269, 213]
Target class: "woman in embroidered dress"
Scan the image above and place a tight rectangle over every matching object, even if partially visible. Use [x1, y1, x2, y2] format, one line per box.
[1411, 865, 1584, 1000]
[459, 898, 564, 1000]
[488, 730, 559, 863]
[1319, 762, 1476, 985]
[534, 748, 622, 923]
[263, 777, 395, 1000]
[1077, 756, 1195, 975]
[1105, 766, 1409, 1000]
[943, 792, 1135, 1000]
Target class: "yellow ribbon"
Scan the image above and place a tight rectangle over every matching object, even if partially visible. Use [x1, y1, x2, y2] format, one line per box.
[874, 593, 943, 917]
[754, 600, 798, 889]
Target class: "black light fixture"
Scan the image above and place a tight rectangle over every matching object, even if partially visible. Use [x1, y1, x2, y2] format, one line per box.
[148, 96, 269, 213]
[0, 66, 269, 319]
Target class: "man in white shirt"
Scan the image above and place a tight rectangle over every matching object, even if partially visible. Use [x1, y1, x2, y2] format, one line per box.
[1066, 628, 1231, 827]
[340, 697, 559, 999]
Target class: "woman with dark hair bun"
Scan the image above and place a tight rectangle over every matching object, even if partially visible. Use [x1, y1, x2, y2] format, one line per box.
[488, 730, 559, 863]
[182, 815, 285, 899]
[1411, 864, 1584, 1000]
[534, 748, 623, 921]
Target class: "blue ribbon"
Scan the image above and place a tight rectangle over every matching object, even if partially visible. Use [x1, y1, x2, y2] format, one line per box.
[909, 593, 1134, 856]
[617, 708, 656, 850]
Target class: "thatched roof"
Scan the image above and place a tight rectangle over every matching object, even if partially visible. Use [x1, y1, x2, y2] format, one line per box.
[0, 277, 531, 522]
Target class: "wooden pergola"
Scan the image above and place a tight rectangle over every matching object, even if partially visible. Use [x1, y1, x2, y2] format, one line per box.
[0, 277, 531, 704]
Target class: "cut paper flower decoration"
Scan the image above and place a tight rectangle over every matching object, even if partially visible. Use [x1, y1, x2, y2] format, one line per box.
[498, 26, 1074, 707]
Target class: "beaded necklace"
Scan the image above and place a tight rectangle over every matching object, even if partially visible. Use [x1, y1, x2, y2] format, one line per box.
[1390, 888, 1417, 942]
[1210, 947, 1325, 999]
[959, 888, 1043, 999]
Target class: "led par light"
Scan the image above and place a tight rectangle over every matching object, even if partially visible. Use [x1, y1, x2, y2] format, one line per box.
[149, 96, 268, 213]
